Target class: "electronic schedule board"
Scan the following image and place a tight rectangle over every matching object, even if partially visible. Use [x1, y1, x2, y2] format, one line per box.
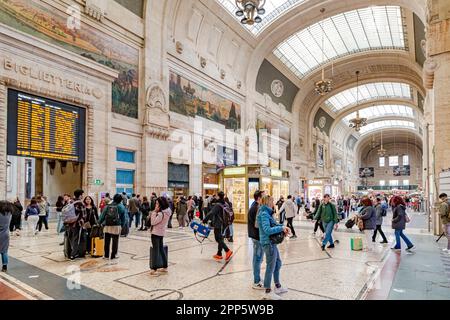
[7, 89, 86, 162]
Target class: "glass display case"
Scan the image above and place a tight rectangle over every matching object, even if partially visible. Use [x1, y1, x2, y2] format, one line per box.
[261, 177, 272, 195]
[272, 180, 281, 201]
[224, 177, 246, 222]
[248, 178, 259, 209]
[281, 180, 289, 198]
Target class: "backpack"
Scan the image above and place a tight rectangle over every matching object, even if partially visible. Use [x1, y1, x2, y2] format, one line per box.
[105, 205, 120, 226]
[381, 207, 387, 217]
[220, 203, 234, 227]
[62, 200, 82, 224]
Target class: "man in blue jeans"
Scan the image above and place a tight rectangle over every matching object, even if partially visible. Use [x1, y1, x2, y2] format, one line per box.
[313, 194, 338, 251]
[248, 190, 264, 290]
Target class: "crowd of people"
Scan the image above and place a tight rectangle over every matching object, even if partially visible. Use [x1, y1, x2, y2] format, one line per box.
[1, 188, 449, 301]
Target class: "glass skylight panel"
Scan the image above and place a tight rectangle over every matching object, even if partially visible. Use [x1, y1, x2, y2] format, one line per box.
[216, 0, 307, 35]
[273, 6, 406, 78]
[343, 105, 414, 123]
[325, 82, 412, 113]
[359, 120, 415, 135]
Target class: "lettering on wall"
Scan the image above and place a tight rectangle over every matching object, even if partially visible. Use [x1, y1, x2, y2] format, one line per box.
[2, 58, 102, 99]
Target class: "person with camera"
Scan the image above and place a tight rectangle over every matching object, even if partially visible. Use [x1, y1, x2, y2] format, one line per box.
[257, 195, 290, 300]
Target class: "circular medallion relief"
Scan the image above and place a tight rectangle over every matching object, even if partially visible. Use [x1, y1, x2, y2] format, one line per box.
[318, 116, 327, 129]
[271, 80, 284, 98]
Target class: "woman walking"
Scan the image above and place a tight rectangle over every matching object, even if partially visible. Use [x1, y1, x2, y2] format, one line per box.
[357, 197, 376, 251]
[0, 201, 14, 272]
[25, 199, 40, 236]
[36, 196, 49, 232]
[149, 197, 172, 276]
[9, 197, 23, 236]
[391, 196, 415, 252]
[257, 195, 290, 300]
[84, 196, 99, 255]
[56, 196, 66, 245]
[372, 197, 388, 244]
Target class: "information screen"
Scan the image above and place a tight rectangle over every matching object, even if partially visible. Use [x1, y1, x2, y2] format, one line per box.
[7, 89, 85, 162]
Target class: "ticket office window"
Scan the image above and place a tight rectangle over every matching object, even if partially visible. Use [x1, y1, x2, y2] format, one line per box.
[116, 169, 134, 196]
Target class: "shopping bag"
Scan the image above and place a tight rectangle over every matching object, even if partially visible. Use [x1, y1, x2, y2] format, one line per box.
[351, 237, 363, 251]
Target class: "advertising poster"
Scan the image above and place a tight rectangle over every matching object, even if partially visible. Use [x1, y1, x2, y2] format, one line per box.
[359, 167, 375, 178]
[393, 165, 410, 176]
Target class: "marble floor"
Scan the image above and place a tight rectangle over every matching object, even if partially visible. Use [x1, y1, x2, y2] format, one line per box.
[1, 210, 449, 300]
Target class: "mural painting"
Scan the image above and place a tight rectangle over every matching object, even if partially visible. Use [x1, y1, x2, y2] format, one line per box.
[169, 71, 241, 131]
[0, 0, 139, 118]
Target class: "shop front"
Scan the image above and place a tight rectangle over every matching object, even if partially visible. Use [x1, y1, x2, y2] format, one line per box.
[168, 162, 189, 198]
[202, 164, 219, 197]
[306, 179, 329, 200]
[219, 165, 289, 223]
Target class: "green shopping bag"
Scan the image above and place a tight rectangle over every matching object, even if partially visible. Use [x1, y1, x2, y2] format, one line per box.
[351, 237, 363, 251]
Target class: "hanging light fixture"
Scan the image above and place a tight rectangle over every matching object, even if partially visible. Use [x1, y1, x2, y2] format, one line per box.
[348, 71, 368, 131]
[377, 129, 387, 157]
[371, 132, 379, 149]
[314, 8, 333, 96]
[235, 0, 266, 25]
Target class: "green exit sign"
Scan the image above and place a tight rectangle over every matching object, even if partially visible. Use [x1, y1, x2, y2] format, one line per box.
[93, 179, 103, 186]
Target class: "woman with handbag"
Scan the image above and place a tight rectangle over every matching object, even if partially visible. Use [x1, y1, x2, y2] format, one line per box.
[257, 195, 290, 300]
[149, 197, 172, 276]
[357, 197, 377, 251]
[83, 196, 99, 255]
[391, 196, 415, 252]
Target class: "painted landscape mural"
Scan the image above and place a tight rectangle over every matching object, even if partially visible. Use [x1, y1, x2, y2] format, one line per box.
[169, 71, 241, 131]
[0, 0, 139, 118]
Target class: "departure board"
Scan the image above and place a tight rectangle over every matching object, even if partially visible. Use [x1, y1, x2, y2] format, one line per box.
[7, 90, 85, 162]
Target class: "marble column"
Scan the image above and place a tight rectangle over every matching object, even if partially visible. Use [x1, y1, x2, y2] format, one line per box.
[424, 0, 450, 234]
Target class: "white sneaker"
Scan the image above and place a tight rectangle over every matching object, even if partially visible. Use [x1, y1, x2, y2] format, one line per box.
[274, 286, 289, 294]
[252, 282, 265, 290]
[406, 245, 416, 252]
[442, 248, 448, 252]
[263, 291, 282, 300]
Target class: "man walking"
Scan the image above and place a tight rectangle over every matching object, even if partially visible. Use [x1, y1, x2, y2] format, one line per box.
[280, 195, 297, 239]
[202, 192, 233, 262]
[248, 190, 264, 290]
[314, 194, 338, 251]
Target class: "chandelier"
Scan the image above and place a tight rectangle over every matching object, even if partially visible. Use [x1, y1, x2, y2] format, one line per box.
[370, 133, 379, 149]
[377, 129, 387, 156]
[314, 8, 333, 96]
[348, 71, 367, 131]
[235, 0, 266, 25]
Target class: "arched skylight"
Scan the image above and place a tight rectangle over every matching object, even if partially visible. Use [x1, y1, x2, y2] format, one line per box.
[273, 6, 406, 78]
[359, 120, 416, 135]
[216, 0, 306, 35]
[343, 105, 415, 123]
[325, 82, 412, 113]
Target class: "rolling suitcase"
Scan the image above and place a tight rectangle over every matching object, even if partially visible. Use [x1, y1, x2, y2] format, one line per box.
[149, 245, 168, 269]
[91, 237, 104, 257]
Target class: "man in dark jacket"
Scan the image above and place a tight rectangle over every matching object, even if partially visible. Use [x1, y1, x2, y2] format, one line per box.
[203, 191, 233, 262]
[248, 190, 264, 290]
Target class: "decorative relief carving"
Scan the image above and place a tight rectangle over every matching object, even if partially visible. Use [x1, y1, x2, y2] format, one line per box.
[271, 79, 284, 97]
[145, 84, 168, 123]
[220, 69, 226, 80]
[200, 57, 207, 68]
[237, 81, 242, 89]
[84, 0, 107, 21]
[145, 124, 170, 140]
[423, 58, 438, 89]
[175, 41, 183, 54]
